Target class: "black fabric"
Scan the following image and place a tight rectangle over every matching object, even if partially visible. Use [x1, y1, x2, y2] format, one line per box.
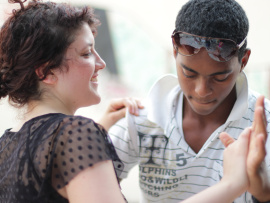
[252, 196, 270, 203]
[0, 113, 124, 202]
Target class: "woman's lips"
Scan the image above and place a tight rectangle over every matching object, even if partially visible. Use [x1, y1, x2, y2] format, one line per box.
[90, 77, 97, 82]
[90, 74, 98, 82]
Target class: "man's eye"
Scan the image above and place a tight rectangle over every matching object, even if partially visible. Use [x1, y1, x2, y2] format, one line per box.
[214, 74, 229, 82]
[182, 69, 196, 78]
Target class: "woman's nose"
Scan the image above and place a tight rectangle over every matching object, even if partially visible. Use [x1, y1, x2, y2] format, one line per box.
[95, 52, 106, 70]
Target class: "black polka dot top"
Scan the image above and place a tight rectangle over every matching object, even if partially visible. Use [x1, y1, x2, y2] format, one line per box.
[0, 113, 125, 202]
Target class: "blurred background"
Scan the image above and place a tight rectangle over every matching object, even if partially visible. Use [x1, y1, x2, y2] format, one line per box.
[1, 0, 270, 202]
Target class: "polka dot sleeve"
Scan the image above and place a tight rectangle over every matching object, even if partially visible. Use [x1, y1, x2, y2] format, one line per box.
[50, 116, 123, 190]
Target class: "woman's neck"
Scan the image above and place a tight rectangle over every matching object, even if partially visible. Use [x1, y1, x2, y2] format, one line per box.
[11, 99, 76, 132]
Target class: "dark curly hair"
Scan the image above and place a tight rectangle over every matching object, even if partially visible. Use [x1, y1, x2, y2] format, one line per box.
[175, 0, 249, 61]
[0, 0, 100, 107]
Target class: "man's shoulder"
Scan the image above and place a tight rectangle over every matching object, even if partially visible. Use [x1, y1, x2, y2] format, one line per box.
[248, 89, 270, 111]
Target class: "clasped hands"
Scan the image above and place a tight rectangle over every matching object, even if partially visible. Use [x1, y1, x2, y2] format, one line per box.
[99, 96, 270, 201]
[220, 95, 270, 202]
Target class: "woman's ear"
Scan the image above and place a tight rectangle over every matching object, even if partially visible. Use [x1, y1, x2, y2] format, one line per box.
[35, 66, 57, 84]
[240, 48, 251, 72]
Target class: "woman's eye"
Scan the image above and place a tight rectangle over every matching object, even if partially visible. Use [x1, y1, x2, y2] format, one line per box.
[83, 52, 92, 57]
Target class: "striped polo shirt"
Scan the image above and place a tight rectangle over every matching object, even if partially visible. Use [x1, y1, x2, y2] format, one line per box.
[109, 73, 270, 203]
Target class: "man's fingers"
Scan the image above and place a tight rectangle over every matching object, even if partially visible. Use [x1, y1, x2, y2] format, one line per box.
[252, 95, 267, 139]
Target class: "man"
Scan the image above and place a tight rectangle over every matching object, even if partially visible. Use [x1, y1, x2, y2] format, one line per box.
[109, 0, 270, 202]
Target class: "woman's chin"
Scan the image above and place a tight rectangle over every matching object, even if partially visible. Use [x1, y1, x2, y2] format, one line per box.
[88, 94, 101, 106]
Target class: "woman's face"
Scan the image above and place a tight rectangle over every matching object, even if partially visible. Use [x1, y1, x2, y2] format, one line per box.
[54, 23, 106, 113]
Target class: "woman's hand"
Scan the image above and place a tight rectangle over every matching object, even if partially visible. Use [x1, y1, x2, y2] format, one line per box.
[219, 128, 251, 195]
[220, 95, 270, 202]
[182, 96, 269, 203]
[98, 97, 144, 131]
[181, 128, 251, 203]
[247, 95, 270, 202]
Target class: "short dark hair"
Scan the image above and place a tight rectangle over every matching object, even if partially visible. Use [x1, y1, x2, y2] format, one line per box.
[0, 0, 100, 106]
[175, 0, 249, 61]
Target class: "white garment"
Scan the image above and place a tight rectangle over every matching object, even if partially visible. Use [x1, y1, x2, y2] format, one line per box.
[109, 73, 270, 203]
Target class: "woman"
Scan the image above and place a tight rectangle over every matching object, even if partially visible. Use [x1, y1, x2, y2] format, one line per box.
[0, 0, 142, 202]
[0, 0, 268, 202]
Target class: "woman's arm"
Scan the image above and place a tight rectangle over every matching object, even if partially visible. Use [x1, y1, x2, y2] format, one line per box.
[182, 95, 269, 203]
[247, 95, 270, 202]
[181, 128, 251, 203]
[98, 98, 144, 131]
[62, 160, 126, 203]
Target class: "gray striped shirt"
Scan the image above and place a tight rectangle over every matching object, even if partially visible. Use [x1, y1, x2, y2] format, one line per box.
[109, 73, 270, 203]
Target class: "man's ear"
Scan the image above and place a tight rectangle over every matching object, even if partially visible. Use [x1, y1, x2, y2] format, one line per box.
[173, 47, 177, 59]
[240, 48, 251, 72]
[35, 65, 57, 84]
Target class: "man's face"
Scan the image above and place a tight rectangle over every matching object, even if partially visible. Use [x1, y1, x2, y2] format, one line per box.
[175, 48, 244, 116]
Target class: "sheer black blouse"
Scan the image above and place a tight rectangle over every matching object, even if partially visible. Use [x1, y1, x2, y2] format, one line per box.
[0, 113, 124, 202]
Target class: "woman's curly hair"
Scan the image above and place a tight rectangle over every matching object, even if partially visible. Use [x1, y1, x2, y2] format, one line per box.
[0, 0, 100, 107]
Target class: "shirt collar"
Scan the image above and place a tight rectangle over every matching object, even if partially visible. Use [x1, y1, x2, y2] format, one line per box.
[146, 72, 249, 129]
[146, 74, 179, 130]
[226, 71, 249, 121]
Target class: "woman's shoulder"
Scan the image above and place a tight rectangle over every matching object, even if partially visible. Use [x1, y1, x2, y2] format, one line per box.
[33, 113, 96, 125]
[32, 113, 114, 186]
[21, 113, 107, 150]
[58, 114, 107, 137]
[26, 113, 104, 135]
[40, 114, 121, 190]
